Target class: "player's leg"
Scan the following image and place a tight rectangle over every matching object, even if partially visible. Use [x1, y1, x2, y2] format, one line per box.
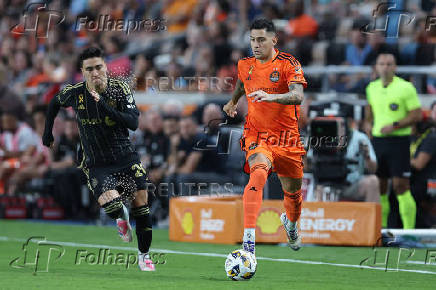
[87, 166, 131, 242]
[131, 189, 155, 271]
[390, 137, 416, 229]
[278, 176, 303, 250]
[275, 152, 304, 251]
[393, 177, 416, 229]
[372, 137, 390, 227]
[97, 189, 132, 242]
[242, 151, 272, 255]
[379, 178, 390, 228]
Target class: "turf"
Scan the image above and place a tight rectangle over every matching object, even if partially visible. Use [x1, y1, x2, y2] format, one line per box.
[0, 220, 435, 289]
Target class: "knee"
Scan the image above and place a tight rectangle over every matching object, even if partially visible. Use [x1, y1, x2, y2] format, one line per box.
[97, 190, 120, 206]
[393, 180, 409, 195]
[364, 175, 379, 189]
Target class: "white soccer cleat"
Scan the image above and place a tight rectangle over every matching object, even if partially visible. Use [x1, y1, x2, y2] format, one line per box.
[138, 253, 156, 271]
[280, 213, 301, 251]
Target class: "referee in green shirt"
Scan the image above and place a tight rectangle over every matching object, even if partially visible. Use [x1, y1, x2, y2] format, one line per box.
[365, 53, 422, 229]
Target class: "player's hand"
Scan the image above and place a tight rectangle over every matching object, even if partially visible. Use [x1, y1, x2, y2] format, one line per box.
[90, 90, 100, 102]
[380, 124, 395, 134]
[223, 100, 237, 117]
[248, 90, 274, 102]
[42, 131, 54, 148]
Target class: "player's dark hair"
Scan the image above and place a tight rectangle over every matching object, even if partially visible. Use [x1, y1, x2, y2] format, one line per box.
[376, 48, 397, 64]
[250, 18, 276, 34]
[78, 47, 104, 68]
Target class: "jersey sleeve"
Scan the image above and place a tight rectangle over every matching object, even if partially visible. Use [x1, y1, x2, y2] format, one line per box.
[403, 82, 421, 111]
[283, 58, 307, 88]
[237, 60, 245, 83]
[56, 84, 76, 108]
[97, 80, 139, 131]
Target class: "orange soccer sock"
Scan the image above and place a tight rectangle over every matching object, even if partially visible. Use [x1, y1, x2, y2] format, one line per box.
[284, 189, 303, 223]
[243, 163, 269, 228]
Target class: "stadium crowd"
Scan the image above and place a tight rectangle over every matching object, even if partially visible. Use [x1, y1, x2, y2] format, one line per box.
[0, 0, 435, 227]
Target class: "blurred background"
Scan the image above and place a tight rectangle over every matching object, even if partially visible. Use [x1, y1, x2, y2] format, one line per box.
[0, 0, 435, 228]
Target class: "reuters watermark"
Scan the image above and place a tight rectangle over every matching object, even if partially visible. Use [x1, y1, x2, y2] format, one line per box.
[139, 76, 235, 92]
[146, 182, 234, 197]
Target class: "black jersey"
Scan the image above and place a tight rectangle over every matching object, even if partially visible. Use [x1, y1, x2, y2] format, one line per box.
[44, 78, 140, 168]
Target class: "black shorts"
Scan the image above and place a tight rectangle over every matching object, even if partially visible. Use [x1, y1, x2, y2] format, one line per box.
[83, 159, 148, 199]
[372, 136, 411, 179]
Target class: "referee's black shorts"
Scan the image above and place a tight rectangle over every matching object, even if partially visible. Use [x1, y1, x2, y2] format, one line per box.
[371, 136, 411, 179]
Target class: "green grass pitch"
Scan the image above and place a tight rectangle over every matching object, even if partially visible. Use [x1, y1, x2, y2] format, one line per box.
[0, 220, 435, 289]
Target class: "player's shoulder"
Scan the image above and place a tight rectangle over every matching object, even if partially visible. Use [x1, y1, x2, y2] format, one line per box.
[61, 81, 85, 93]
[275, 51, 300, 66]
[109, 78, 131, 91]
[237, 56, 255, 68]
[393, 76, 415, 90]
[367, 78, 381, 90]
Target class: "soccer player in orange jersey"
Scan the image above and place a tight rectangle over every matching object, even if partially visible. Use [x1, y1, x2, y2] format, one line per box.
[223, 19, 307, 254]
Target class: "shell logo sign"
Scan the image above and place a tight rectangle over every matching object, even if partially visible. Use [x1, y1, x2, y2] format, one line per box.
[181, 211, 193, 235]
[256, 208, 282, 235]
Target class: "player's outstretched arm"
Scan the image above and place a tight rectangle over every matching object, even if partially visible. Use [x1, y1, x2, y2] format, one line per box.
[249, 83, 304, 105]
[223, 79, 245, 117]
[42, 96, 61, 148]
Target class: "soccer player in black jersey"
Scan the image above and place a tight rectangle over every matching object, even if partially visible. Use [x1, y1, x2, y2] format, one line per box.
[42, 47, 155, 271]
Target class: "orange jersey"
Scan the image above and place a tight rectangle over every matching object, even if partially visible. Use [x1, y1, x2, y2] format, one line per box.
[237, 50, 307, 138]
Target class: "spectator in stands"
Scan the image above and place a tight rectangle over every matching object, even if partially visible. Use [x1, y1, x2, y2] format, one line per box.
[163, 0, 199, 34]
[6, 106, 50, 195]
[345, 28, 371, 66]
[46, 116, 83, 218]
[143, 110, 170, 185]
[286, 0, 318, 39]
[365, 52, 422, 229]
[410, 108, 436, 227]
[0, 64, 26, 122]
[0, 110, 39, 194]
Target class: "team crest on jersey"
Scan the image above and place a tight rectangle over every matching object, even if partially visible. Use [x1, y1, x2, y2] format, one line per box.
[389, 103, 399, 111]
[247, 65, 254, 80]
[295, 66, 301, 73]
[270, 70, 280, 82]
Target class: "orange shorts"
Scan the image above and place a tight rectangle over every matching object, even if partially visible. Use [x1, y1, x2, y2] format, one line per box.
[240, 128, 305, 178]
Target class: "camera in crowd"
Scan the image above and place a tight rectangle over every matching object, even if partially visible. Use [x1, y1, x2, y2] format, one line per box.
[308, 99, 365, 184]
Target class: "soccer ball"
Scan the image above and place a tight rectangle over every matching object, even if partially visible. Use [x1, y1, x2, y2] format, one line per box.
[224, 249, 257, 281]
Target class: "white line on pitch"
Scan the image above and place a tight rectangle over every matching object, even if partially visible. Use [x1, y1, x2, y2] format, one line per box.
[1, 236, 435, 275]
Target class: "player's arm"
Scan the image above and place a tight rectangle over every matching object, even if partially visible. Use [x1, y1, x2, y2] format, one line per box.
[411, 152, 432, 170]
[223, 79, 245, 117]
[92, 84, 139, 130]
[364, 105, 373, 138]
[249, 83, 304, 105]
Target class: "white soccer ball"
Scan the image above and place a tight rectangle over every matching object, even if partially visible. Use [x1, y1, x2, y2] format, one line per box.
[224, 249, 257, 281]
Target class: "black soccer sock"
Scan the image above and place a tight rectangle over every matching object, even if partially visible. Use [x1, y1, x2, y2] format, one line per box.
[103, 199, 123, 220]
[132, 205, 152, 254]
